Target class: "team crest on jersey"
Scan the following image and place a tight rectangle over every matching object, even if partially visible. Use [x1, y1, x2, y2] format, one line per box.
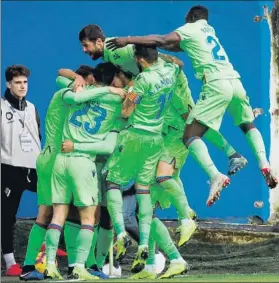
[6, 112, 13, 121]
[113, 53, 120, 60]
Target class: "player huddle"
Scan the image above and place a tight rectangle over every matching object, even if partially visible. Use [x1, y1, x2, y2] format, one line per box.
[20, 5, 277, 281]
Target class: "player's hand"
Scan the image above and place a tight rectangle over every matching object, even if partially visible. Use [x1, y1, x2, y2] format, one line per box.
[108, 87, 127, 99]
[61, 140, 74, 153]
[73, 75, 87, 92]
[106, 38, 129, 51]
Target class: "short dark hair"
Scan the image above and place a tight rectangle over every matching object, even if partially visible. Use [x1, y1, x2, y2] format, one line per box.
[79, 24, 105, 42]
[75, 65, 94, 78]
[185, 5, 208, 23]
[134, 45, 158, 63]
[5, 65, 30, 82]
[93, 62, 119, 85]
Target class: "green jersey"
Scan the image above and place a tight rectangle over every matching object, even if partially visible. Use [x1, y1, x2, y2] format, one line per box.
[127, 60, 179, 134]
[174, 19, 240, 82]
[63, 86, 121, 157]
[103, 37, 140, 76]
[163, 70, 194, 137]
[44, 89, 69, 149]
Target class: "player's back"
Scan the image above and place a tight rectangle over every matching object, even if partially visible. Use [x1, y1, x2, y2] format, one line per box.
[44, 89, 68, 150]
[175, 20, 240, 82]
[63, 86, 122, 154]
[128, 60, 179, 134]
[163, 70, 194, 136]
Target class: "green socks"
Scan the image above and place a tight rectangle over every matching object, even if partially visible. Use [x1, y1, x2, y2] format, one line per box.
[64, 221, 80, 266]
[187, 138, 219, 179]
[151, 217, 180, 261]
[75, 225, 94, 267]
[24, 222, 47, 266]
[245, 128, 269, 168]
[96, 227, 113, 267]
[46, 223, 63, 264]
[107, 187, 125, 236]
[136, 190, 153, 246]
[146, 232, 156, 265]
[204, 129, 236, 157]
[157, 177, 190, 219]
[86, 224, 99, 267]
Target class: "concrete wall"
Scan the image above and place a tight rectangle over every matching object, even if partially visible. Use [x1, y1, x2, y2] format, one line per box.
[1, 1, 273, 221]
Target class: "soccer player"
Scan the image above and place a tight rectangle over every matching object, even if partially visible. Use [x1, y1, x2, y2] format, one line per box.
[44, 63, 127, 281]
[19, 65, 108, 281]
[105, 44, 180, 273]
[106, 5, 278, 206]
[57, 65, 131, 278]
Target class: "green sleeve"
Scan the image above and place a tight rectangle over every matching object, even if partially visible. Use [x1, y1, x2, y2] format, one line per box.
[56, 76, 73, 89]
[128, 74, 147, 104]
[74, 132, 118, 155]
[63, 87, 110, 105]
[96, 93, 123, 103]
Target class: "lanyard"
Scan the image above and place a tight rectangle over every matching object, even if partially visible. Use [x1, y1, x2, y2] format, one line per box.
[2, 98, 26, 128]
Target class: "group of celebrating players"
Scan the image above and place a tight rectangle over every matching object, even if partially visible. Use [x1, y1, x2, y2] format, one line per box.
[19, 5, 278, 281]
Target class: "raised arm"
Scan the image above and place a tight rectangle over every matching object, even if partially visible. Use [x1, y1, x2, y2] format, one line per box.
[158, 53, 184, 69]
[106, 32, 181, 51]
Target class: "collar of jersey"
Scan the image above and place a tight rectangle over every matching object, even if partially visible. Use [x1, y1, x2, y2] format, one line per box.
[143, 59, 163, 72]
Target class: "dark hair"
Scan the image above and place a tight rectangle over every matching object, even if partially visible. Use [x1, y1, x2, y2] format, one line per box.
[134, 45, 158, 63]
[5, 65, 30, 82]
[93, 62, 119, 85]
[79, 24, 105, 42]
[75, 65, 94, 78]
[185, 5, 208, 23]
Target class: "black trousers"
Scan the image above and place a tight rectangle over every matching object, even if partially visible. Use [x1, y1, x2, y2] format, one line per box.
[1, 163, 37, 254]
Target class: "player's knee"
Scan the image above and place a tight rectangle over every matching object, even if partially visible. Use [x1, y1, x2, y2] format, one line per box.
[106, 181, 121, 192]
[156, 176, 172, 184]
[156, 160, 175, 177]
[239, 122, 255, 134]
[99, 206, 112, 230]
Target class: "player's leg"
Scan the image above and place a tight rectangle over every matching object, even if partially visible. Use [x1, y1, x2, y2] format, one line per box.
[96, 206, 113, 268]
[67, 156, 99, 280]
[204, 129, 248, 176]
[44, 154, 72, 280]
[123, 188, 140, 243]
[132, 132, 163, 273]
[228, 79, 278, 188]
[183, 80, 233, 206]
[156, 136, 196, 247]
[106, 130, 138, 260]
[21, 152, 54, 280]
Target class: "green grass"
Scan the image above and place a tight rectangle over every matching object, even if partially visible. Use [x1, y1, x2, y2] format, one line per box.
[3, 273, 279, 282]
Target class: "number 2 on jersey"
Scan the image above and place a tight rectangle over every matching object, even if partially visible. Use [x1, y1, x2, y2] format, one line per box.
[206, 36, 226, 61]
[69, 104, 107, 134]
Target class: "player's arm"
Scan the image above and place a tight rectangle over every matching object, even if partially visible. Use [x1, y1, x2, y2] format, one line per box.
[62, 87, 126, 105]
[62, 132, 118, 155]
[159, 53, 184, 69]
[106, 32, 181, 50]
[58, 68, 88, 90]
[160, 42, 183, 52]
[56, 76, 73, 89]
[122, 75, 146, 118]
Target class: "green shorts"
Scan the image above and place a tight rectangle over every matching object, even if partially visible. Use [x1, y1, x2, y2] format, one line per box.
[36, 146, 57, 206]
[106, 128, 163, 186]
[150, 183, 171, 210]
[51, 153, 98, 207]
[186, 79, 255, 131]
[160, 128, 189, 170]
